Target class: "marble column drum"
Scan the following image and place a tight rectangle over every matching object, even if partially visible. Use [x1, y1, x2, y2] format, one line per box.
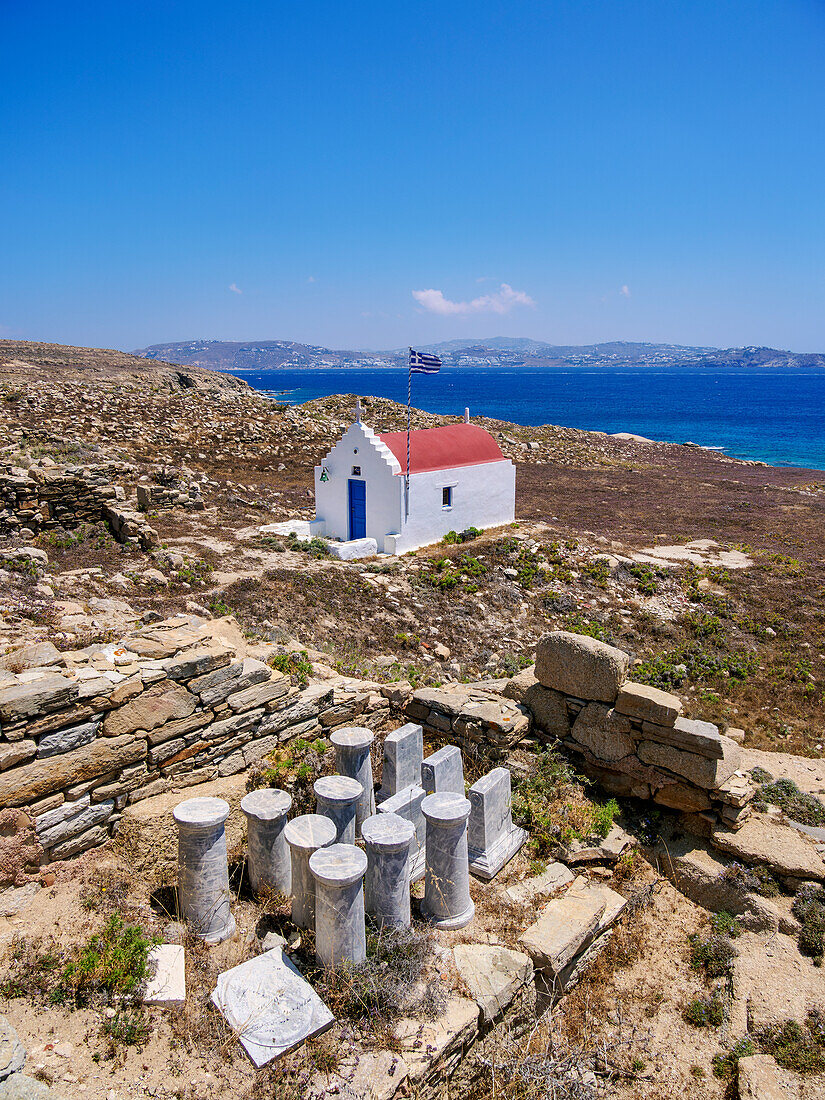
[309, 843, 368, 969]
[241, 788, 293, 896]
[467, 767, 526, 880]
[421, 792, 475, 930]
[314, 774, 363, 844]
[377, 723, 423, 802]
[173, 796, 236, 944]
[329, 727, 375, 833]
[283, 814, 337, 929]
[361, 812, 415, 929]
[421, 745, 464, 796]
[377, 784, 427, 882]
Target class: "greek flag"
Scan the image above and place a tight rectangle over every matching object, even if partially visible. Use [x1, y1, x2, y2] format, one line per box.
[409, 348, 442, 374]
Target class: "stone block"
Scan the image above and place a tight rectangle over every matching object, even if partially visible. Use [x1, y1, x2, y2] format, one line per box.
[614, 682, 682, 726]
[37, 718, 100, 758]
[0, 675, 79, 723]
[506, 862, 574, 904]
[0, 741, 36, 771]
[535, 631, 629, 703]
[652, 782, 712, 813]
[162, 645, 232, 681]
[143, 944, 186, 1005]
[502, 665, 537, 702]
[570, 703, 635, 762]
[227, 677, 288, 713]
[50, 822, 110, 859]
[452, 944, 533, 1023]
[641, 715, 725, 759]
[521, 684, 571, 739]
[38, 798, 114, 849]
[377, 722, 423, 802]
[378, 784, 426, 882]
[519, 891, 606, 977]
[103, 682, 197, 737]
[638, 736, 740, 789]
[326, 538, 378, 561]
[421, 745, 464, 795]
[467, 767, 526, 880]
[0, 734, 146, 806]
[211, 947, 334, 1066]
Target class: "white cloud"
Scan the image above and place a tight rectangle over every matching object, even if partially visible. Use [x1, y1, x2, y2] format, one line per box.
[229, 283, 242, 295]
[620, 285, 631, 298]
[412, 283, 535, 316]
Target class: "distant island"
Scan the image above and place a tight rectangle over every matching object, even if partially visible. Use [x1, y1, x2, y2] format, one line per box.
[133, 337, 825, 372]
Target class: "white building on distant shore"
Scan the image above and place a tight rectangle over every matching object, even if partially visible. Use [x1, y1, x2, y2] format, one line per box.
[311, 407, 516, 555]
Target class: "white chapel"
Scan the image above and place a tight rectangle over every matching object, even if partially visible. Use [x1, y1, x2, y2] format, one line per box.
[310, 407, 516, 555]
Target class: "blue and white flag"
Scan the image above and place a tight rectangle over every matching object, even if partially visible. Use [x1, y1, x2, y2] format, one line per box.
[409, 348, 442, 374]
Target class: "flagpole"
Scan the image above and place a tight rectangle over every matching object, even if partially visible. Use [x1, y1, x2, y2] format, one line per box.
[405, 348, 412, 520]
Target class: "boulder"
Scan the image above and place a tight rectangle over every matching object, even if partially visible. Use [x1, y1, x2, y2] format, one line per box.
[521, 684, 570, 740]
[326, 538, 378, 561]
[570, 703, 635, 762]
[737, 1055, 784, 1100]
[614, 682, 682, 726]
[452, 944, 533, 1022]
[534, 632, 629, 703]
[103, 682, 197, 737]
[162, 645, 233, 681]
[502, 666, 538, 703]
[0, 1017, 25, 1081]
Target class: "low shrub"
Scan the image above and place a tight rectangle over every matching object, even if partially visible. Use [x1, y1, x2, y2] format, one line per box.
[712, 1037, 756, 1079]
[689, 932, 737, 978]
[758, 1012, 825, 1074]
[684, 993, 724, 1028]
[753, 776, 825, 827]
[792, 884, 825, 962]
[269, 650, 313, 686]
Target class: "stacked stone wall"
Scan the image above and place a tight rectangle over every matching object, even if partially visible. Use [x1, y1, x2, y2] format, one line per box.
[515, 630, 754, 830]
[0, 460, 160, 550]
[0, 617, 401, 878]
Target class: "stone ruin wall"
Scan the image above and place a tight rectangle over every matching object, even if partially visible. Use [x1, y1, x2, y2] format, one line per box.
[0, 620, 757, 883]
[0, 617, 404, 882]
[509, 630, 754, 832]
[0, 460, 160, 551]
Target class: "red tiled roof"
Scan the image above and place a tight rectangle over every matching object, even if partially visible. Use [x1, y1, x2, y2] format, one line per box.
[378, 423, 506, 475]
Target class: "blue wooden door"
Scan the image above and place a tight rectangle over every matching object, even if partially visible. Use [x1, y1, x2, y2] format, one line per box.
[348, 479, 366, 540]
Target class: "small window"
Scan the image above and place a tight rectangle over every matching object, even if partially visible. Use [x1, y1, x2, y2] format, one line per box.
[352, 465, 361, 476]
[442, 486, 452, 509]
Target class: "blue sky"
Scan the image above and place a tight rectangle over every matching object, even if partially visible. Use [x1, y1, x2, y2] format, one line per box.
[2, 0, 824, 352]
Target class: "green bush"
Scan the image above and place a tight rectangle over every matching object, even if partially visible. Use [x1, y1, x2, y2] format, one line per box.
[712, 1038, 756, 1079]
[269, 650, 313, 685]
[792, 885, 825, 961]
[753, 776, 825, 827]
[758, 1013, 825, 1074]
[689, 932, 737, 978]
[684, 993, 724, 1028]
[61, 915, 154, 998]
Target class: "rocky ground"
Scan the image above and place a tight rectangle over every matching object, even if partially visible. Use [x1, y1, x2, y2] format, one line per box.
[1, 341, 825, 1099]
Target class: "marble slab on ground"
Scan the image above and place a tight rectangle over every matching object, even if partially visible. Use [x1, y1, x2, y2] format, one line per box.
[518, 877, 627, 978]
[452, 944, 533, 1023]
[506, 862, 574, 904]
[211, 947, 334, 1065]
[143, 944, 185, 1005]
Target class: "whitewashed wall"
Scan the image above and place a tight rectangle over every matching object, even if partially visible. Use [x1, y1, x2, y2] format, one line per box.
[313, 422, 402, 547]
[388, 459, 516, 554]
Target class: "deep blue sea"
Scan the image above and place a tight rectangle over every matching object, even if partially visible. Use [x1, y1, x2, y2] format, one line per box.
[234, 366, 825, 471]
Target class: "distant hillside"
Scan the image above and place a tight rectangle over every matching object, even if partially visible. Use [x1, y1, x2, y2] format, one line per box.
[133, 338, 825, 372]
[0, 340, 249, 393]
